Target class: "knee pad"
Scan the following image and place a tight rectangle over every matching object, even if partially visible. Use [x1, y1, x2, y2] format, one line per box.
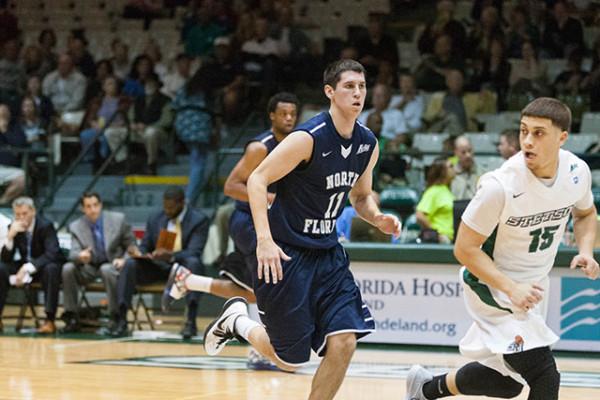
[504, 346, 560, 399]
[456, 362, 523, 398]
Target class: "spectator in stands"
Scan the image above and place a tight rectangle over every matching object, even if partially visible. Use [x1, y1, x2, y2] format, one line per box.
[127, 73, 173, 175]
[21, 45, 52, 78]
[466, 5, 504, 59]
[232, 11, 255, 51]
[110, 39, 130, 81]
[42, 53, 87, 114]
[358, 83, 407, 145]
[273, 5, 316, 85]
[542, 0, 585, 58]
[451, 135, 481, 200]
[389, 73, 425, 133]
[123, 55, 154, 98]
[173, 63, 218, 206]
[143, 39, 168, 80]
[554, 48, 589, 96]
[183, 2, 223, 59]
[61, 192, 138, 334]
[68, 33, 96, 79]
[0, 197, 64, 333]
[242, 14, 282, 57]
[355, 13, 399, 84]
[423, 69, 496, 134]
[80, 76, 127, 167]
[162, 53, 192, 99]
[417, 0, 466, 57]
[19, 96, 47, 150]
[207, 37, 246, 121]
[0, 104, 26, 205]
[470, 0, 503, 21]
[112, 186, 209, 338]
[505, 5, 540, 59]
[468, 36, 511, 110]
[0, 1, 17, 47]
[415, 34, 464, 92]
[582, 38, 600, 111]
[38, 29, 58, 75]
[416, 158, 455, 243]
[0, 39, 26, 111]
[25, 76, 54, 124]
[508, 40, 549, 97]
[85, 59, 115, 103]
[497, 129, 520, 160]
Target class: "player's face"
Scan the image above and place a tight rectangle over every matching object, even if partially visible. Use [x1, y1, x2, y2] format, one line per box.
[329, 71, 366, 116]
[519, 116, 567, 177]
[270, 102, 297, 135]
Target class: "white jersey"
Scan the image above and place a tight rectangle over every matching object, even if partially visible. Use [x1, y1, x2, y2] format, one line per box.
[458, 150, 594, 381]
[464, 149, 593, 283]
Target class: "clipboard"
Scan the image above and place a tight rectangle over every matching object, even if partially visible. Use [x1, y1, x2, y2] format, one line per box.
[156, 229, 177, 251]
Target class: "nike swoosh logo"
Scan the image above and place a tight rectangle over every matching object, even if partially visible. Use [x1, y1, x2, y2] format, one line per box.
[322, 151, 332, 157]
[513, 192, 525, 198]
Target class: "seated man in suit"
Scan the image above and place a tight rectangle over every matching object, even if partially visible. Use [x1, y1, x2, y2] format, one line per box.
[0, 196, 64, 333]
[61, 192, 139, 333]
[112, 186, 209, 337]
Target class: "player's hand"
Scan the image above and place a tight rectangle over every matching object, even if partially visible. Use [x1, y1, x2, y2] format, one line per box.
[508, 282, 544, 312]
[374, 213, 402, 239]
[570, 254, 600, 280]
[256, 238, 290, 284]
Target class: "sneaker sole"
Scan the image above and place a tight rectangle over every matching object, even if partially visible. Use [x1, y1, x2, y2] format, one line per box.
[203, 297, 248, 356]
[162, 264, 183, 312]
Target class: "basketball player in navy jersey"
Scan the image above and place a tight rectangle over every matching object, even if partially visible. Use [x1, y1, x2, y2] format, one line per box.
[161, 92, 299, 325]
[203, 60, 401, 399]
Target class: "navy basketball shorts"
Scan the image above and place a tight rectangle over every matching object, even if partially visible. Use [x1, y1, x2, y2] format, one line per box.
[223, 209, 258, 290]
[252, 242, 375, 366]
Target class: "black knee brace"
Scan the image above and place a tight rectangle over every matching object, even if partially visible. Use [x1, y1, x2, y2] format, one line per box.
[504, 346, 560, 400]
[455, 362, 524, 398]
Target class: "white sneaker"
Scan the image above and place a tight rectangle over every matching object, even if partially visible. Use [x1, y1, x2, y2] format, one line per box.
[161, 263, 190, 311]
[203, 297, 248, 356]
[405, 365, 433, 400]
[247, 348, 278, 371]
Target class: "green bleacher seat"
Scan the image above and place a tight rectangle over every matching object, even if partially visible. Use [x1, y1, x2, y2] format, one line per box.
[379, 186, 419, 219]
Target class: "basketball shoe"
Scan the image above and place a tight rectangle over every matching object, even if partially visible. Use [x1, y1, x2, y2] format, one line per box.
[203, 297, 248, 356]
[405, 364, 433, 400]
[161, 263, 191, 311]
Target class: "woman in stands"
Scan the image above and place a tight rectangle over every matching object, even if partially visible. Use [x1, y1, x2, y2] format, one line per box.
[415, 157, 455, 244]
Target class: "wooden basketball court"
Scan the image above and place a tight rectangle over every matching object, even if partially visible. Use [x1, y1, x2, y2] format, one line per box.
[1, 330, 600, 399]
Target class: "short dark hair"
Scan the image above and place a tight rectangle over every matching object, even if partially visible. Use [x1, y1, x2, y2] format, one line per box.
[500, 129, 520, 150]
[267, 92, 300, 114]
[521, 97, 571, 132]
[163, 186, 185, 202]
[323, 59, 366, 88]
[80, 191, 101, 205]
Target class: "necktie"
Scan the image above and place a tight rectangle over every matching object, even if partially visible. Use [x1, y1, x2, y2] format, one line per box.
[25, 232, 32, 262]
[93, 223, 107, 263]
[173, 219, 182, 252]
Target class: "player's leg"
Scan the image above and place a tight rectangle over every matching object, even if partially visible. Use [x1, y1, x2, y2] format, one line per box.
[308, 332, 357, 400]
[202, 296, 297, 372]
[504, 346, 559, 400]
[405, 362, 524, 399]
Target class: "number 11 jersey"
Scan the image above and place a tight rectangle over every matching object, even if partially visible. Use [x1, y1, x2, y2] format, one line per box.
[268, 111, 377, 249]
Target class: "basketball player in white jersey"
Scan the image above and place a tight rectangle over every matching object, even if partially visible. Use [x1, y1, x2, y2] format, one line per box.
[406, 97, 599, 400]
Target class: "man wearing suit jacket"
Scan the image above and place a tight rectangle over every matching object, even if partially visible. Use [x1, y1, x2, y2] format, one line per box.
[61, 192, 138, 333]
[113, 186, 209, 337]
[0, 197, 64, 333]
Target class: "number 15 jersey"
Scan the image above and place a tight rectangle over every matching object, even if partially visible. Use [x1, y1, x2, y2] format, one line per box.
[462, 149, 594, 283]
[268, 112, 377, 249]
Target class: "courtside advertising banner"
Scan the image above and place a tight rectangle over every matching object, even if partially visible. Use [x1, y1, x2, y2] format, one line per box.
[352, 261, 600, 351]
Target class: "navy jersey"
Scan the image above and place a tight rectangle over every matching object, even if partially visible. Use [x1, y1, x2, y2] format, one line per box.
[235, 130, 280, 213]
[268, 112, 377, 249]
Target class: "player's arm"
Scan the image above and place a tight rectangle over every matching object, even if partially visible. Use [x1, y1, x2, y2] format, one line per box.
[223, 142, 268, 202]
[247, 131, 313, 284]
[349, 143, 401, 237]
[570, 204, 599, 279]
[454, 178, 543, 312]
